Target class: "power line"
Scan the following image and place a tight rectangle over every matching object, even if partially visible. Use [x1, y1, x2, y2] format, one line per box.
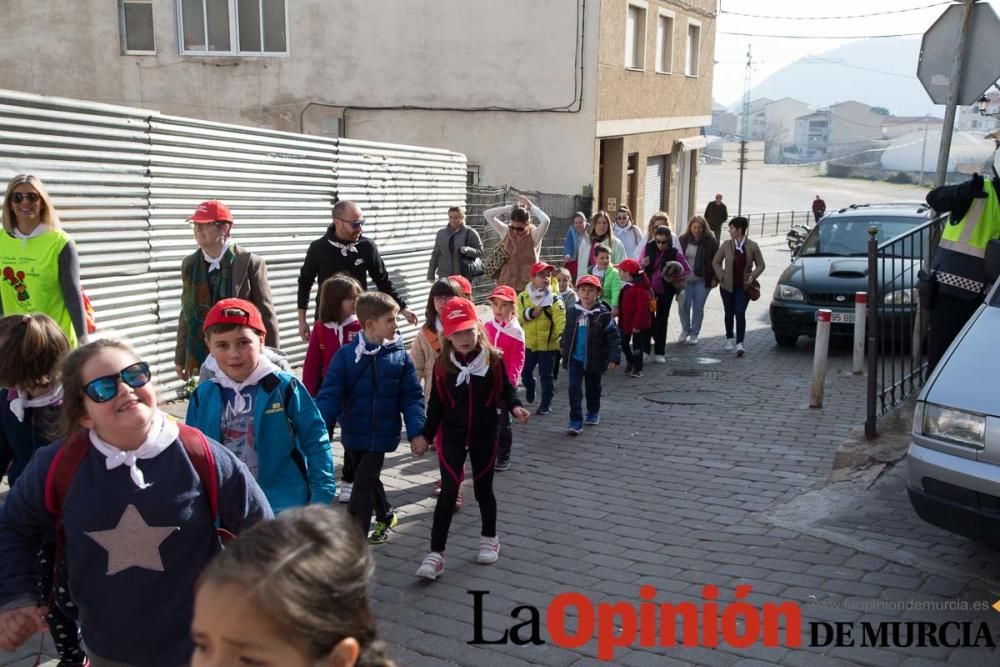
[718, 30, 924, 40]
[720, 2, 949, 21]
[798, 57, 915, 79]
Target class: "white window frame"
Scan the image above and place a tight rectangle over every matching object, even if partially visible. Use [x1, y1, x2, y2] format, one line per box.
[176, 0, 290, 57]
[624, 1, 648, 71]
[655, 8, 674, 74]
[120, 0, 157, 55]
[685, 18, 702, 77]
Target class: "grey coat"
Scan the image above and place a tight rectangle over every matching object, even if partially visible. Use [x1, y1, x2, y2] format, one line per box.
[428, 224, 483, 280]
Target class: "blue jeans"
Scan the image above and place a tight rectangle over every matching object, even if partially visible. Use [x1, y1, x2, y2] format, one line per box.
[720, 287, 749, 343]
[523, 349, 556, 409]
[567, 358, 602, 422]
[679, 279, 709, 336]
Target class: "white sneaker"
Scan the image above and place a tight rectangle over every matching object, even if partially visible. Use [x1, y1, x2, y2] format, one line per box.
[677, 331, 689, 343]
[687, 335, 699, 345]
[724, 340, 735, 351]
[736, 343, 745, 357]
[415, 552, 445, 580]
[338, 482, 352, 504]
[477, 536, 501, 564]
[654, 355, 667, 364]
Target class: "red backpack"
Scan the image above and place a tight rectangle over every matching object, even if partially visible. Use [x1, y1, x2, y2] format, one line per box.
[43, 423, 233, 543]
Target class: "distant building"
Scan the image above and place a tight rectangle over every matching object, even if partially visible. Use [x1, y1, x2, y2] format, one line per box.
[882, 116, 944, 140]
[787, 101, 883, 163]
[710, 102, 739, 137]
[747, 97, 811, 163]
[957, 91, 1000, 133]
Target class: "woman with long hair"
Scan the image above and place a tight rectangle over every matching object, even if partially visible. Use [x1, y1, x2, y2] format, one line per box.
[677, 215, 720, 345]
[574, 210, 626, 283]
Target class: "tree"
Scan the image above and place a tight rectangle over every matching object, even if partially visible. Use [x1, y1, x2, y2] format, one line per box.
[872, 106, 891, 116]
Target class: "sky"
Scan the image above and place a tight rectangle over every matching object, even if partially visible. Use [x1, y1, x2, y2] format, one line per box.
[712, 0, 1000, 107]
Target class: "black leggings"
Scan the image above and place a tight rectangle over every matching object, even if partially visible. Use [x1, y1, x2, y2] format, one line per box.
[432, 435, 497, 552]
[37, 543, 87, 664]
[652, 286, 678, 355]
[346, 450, 391, 538]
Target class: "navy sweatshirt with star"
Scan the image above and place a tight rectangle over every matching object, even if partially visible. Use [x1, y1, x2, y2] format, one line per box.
[0, 434, 272, 667]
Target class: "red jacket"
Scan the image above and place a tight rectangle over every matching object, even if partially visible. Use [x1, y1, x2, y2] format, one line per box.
[618, 276, 653, 333]
[303, 318, 362, 395]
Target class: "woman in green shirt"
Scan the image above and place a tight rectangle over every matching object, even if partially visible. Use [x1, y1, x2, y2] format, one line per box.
[0, 175, 85, 347]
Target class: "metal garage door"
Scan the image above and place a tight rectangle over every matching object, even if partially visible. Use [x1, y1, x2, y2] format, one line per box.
[644, 156, 665, 225]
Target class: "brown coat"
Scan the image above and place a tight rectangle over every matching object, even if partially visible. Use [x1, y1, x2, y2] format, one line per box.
[497, 223, 539, 290]
[712, 238, 765, 292]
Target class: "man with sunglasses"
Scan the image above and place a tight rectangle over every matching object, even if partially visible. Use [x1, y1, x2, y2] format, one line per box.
[297, 200, 417, 342]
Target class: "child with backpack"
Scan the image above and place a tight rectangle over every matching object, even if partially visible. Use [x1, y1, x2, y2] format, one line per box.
[615, 259, 654, 378]
[186, 298, 336, 514]
[316, 291, 427, 545]
[0, 338, 272, 667]
[484, 285, 525, 471]
[0, 314, 88, 667]
[516, 262, 566, 416]
[412, 298, 530, 580]
[192, 505, 397, 667]
[561, 275, 620, 435]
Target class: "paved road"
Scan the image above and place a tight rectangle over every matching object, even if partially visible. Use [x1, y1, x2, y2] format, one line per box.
[7, 240, 999, 666]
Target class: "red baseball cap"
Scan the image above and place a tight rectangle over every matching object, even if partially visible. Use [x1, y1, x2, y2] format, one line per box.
[530, 261, 555, 278]
[188, 200, 234, 224]
[440, 298, 479, 337]
[202, 298, 265, 334]
[576, 275, 602, 290]
[488, 285, 517, 303]
[615, 258, 642, 274]
[448, 275, 473, 296]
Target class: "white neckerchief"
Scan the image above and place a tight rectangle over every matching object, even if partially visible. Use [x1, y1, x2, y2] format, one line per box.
[592, 266, 606, 278]
[209, 356, 278, 414]
[328, 238, 359, 256]
[489, 317, 525, 344]
[527, 284, 554, 308]
[12, 223, 50, 247]
[451, 348, 490, 387]
[575, 303, 601, 318]
[202, 239, 232, 272]
[323, 314, 358, 343]
[354, 332, 401, 364]
[89, 410, 180, 490]
[434, 317, 443, 334]
[734, 237, 746, 254]
[9, 384, 63, 423]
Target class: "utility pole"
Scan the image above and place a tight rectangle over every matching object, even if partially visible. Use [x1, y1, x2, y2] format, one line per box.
[918, 113, 930, 187]
[934, 0, 975, 187]
[738, 44, 752, 216]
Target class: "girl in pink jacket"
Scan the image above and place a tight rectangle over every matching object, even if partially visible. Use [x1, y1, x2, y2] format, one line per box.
[484, 286, 525, 471]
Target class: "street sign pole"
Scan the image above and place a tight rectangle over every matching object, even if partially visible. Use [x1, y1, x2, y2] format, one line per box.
[934, 0, 976, 187]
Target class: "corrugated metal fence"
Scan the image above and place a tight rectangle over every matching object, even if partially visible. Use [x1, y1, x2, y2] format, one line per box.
[0, 89, 466, 397]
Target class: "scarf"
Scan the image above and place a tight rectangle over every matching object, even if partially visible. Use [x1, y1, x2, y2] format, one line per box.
[527, 284, 554, 308]
[354, 333, 401, 364]
[592, 266, 606, 278]
[8, 384, 63, 422]
[450, 348, 489, 387]
[328, 238, 359, 256]
[434, 317, 443, 334]
[202, 239, 233, 273]
[181, 246, 234, 373]
[12, 224, 50, 247]
[324, 314, 359, 344]
[89, 410, 179, 490]
[209, 356, 278, 414]
[574, 303, 601, 318]
[489, 317, 525, 344]
[734, 237, 746, 254]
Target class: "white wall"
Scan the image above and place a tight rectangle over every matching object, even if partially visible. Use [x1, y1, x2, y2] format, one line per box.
[0, 0, 599, 195]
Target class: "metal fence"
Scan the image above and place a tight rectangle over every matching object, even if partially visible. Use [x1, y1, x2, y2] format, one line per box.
[741, 210, 813, 238]
[0, 88, 466, 397]
[466, 185, 590, 301]
[865, 215, 946, 438]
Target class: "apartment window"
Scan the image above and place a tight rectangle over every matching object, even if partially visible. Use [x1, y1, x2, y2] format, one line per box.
[178, 0, 288, 55]
[685, 20, 701, 77]
[656, 11, 674, 73]
[467, 165, 480, 187]
[625, 2, 647, 70]
[120, 1, 156, 54]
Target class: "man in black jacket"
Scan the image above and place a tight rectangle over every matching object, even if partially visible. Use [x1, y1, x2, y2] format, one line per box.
[297, 200, 418, 340]
[704, 193, 728, 240]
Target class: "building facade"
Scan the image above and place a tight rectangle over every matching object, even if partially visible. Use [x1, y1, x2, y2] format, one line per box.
[0, 0, 715, 222]
[788, 101, 883, 163]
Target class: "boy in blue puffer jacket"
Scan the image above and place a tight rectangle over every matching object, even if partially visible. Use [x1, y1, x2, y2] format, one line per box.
[316, 291, 427, 545]
[186, 298, 336, 514]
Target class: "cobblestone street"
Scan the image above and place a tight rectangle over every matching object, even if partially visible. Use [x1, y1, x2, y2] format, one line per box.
[6, 240, 999, 666]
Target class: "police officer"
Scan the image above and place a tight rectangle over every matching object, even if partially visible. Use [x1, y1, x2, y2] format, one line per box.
[924, 145, 1000, 370]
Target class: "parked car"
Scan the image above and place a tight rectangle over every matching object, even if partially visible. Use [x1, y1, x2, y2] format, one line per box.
[769, 203, 935, 347]
[907, 243, 1000, 543]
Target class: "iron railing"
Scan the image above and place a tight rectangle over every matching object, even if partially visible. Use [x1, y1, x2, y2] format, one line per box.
[865, 214, 946, 438]
[742, 210, 813, 237]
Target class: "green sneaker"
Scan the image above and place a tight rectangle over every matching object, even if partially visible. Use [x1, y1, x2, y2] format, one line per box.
[368, 513, 399, 545]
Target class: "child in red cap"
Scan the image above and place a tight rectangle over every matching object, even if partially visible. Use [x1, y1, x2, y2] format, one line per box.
[615, 259, 654, 378]
[484, 285, 525, 471]
[412, 298, 529, 580]
[516, 262, 566, 415]
[448, 274, 474, 300]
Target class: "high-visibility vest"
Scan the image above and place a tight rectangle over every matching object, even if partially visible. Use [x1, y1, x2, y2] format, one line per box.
[0, 229, 79, 347]
[931, 178, 1000, 299]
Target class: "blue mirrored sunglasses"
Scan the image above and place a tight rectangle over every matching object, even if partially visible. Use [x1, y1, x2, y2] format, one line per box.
[83, 361, 152, 403]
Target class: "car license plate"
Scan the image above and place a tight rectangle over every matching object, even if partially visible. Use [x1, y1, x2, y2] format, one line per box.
[817, 311, 855, 324]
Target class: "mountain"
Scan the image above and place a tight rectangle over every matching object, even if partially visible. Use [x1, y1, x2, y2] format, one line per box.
[740, 38, 937, 117]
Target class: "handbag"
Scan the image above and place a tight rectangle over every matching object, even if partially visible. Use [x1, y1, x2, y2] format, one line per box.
[483, 235, 510, 279]
[460, 254, 485, 279]
[747, 278, 761, 301]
